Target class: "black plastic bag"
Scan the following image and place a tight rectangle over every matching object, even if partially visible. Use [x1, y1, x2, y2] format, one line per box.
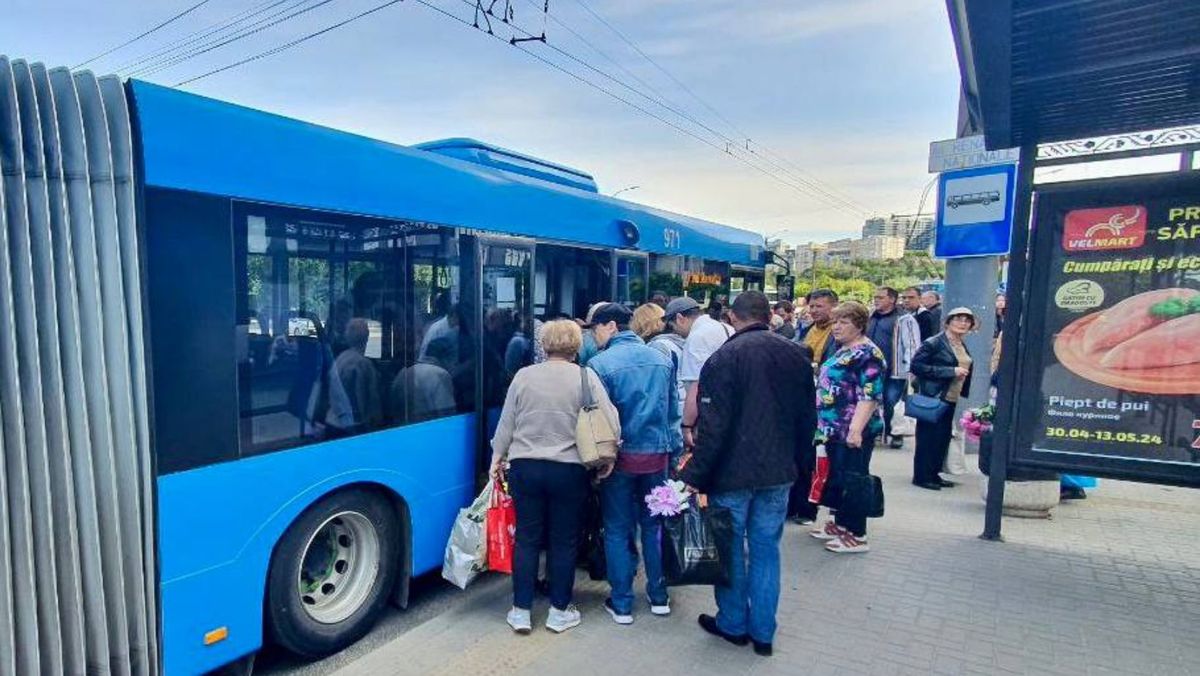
[661, 503, 733, 587]
[842, 472, 885, 519]
[579, 487, 606, 581]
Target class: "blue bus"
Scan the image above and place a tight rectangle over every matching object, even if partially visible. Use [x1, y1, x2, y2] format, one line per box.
[0, 57, 765, 675]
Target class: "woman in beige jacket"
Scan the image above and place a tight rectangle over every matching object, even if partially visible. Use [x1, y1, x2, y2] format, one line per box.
[490, 319, 620, 635]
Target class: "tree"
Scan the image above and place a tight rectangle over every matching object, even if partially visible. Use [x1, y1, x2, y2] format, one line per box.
[794, 254, 944, 302]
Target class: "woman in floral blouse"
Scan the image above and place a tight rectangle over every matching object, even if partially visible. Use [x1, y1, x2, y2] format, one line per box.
[811, 301, 885, 554]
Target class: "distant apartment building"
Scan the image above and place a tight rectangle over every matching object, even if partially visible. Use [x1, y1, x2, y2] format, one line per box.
[794, 242, 827, 272]
[863, 213, 934, 251]
[824, 238, 854, 263]
[851, 235, 906, 260]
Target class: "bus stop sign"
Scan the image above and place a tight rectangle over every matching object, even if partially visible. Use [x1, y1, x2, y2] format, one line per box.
[934, 163, 1017, 258]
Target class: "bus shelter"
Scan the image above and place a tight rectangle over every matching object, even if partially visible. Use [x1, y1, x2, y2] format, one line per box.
[945, 0, 1200, 538]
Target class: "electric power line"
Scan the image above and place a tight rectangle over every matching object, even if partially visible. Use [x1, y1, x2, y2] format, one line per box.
[162, 0, 867, 216]
[567, 0, 872, 215]
[113, 0, 297, 74]
[129, 0, 339, 78]
[176, 0, 405, 85]
[75, 0, 216, 68]
[484, 0, 868, 217]
[412, 0, 870, 214]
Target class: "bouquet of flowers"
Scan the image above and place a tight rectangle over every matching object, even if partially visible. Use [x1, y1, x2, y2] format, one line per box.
[960, 404, 995, 442]
[645, 480, 692, 517]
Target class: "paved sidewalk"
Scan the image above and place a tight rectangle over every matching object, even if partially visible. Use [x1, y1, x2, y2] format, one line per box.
[334, 447, 1200, 676]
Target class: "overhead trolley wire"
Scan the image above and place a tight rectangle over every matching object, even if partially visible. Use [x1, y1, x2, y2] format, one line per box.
[112, 0, 298, 75]
[160, 0, 866, 215]
[175, 0, 405, 85]
[75, 0, 216, 68]
[128, 0, 340, 78]
[496, 0, 867, 217]
[566, 0, 873, 216]
[410, 0, 868, 215]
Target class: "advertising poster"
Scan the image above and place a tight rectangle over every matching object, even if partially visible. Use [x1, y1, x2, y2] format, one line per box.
[1016, 175, 1200, 482]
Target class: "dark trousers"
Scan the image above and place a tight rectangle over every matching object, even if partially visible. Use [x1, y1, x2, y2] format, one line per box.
[824, 437, 875, 537]
[787, 444, 819, 520]
[508, 459, 589, 611]
[913, 405, 954, 484]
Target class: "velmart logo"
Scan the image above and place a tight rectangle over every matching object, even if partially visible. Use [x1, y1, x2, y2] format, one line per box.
[1055, 279, 1105, 312]
[1062, 206, 1146, 252]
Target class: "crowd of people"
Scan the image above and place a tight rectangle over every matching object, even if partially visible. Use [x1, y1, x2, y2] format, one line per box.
[486, 285, 978, 655]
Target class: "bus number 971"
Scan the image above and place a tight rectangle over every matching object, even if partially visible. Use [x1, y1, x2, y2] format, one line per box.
[663, 228, 681, 249]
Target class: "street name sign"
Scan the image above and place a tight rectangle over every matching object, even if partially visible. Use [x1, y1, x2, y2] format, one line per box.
[928, 135, 1020, 173]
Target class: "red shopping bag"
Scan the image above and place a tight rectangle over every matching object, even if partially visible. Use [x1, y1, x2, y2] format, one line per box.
[486, 483, 515, 574]
[808, 445, 830, 504]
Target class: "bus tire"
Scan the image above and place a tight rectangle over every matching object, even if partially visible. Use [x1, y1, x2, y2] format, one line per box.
[266, 488, 400, 658]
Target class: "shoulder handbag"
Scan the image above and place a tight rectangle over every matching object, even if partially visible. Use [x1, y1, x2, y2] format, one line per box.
[576, 366, 619, 468]
[904, 393, 949, 423]
[905, 345, 953, 423]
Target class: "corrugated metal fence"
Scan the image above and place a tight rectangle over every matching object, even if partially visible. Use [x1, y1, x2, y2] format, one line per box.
[0, 57, 157, 675]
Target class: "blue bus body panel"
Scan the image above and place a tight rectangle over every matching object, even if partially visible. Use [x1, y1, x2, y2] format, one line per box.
[157, 415, 475, 675]
[129, 81, 763, 266]
[132, 80, 764, 674]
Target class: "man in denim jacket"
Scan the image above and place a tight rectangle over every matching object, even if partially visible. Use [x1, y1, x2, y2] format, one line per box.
[588, 303, 683, 625]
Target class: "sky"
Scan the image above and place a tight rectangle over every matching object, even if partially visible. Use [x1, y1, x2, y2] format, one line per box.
[2, 0, 964, 244]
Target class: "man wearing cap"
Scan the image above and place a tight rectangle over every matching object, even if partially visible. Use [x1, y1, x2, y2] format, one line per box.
[587, 303, 683, 624]
[648, 297, 695, 426]
[678, 298, 733, 449]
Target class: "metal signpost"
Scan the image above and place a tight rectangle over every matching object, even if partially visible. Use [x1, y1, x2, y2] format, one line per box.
[928, 140, 1018, 471]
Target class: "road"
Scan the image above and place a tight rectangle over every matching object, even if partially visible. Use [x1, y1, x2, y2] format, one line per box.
[256, 569, 508, 675]
[260, 446, 1200, 676]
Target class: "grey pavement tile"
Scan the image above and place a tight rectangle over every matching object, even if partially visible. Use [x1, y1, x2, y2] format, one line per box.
[329, 450, 1200, 676]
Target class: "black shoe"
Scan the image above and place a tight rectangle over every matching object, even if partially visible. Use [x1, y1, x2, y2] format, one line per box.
[698, 614, 748, 646]
[912, 480, 941, 491]
[1061, 487, 1087, 500]
[938, 478, 956, 488]
[753, 640, 773, 656]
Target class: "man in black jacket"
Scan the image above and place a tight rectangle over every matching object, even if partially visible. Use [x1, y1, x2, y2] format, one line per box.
[679, 290, 816, 657]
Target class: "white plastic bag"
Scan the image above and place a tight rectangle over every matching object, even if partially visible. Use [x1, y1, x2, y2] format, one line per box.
[943, 426, 970, 476]
[442, 480, 494, 589]
[891, 399, 916, 437]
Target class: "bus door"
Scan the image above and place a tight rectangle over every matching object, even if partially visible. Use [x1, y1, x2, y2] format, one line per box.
[614, 252, 649, 308]
[474, 237, 534, 481]
[534, 243, 612, 321]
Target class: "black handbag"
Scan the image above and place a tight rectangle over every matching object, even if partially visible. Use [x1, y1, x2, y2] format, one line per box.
[661, 501, 734, 587]
[904, 393, 949, 423]
[842, 472, 885, 519]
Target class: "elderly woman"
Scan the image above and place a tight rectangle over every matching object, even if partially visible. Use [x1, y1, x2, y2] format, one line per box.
[631, 302, 666, 341]
[811, 301, 885, 554]
[489, 319, 620, 635]
[910, 307, 976, 491]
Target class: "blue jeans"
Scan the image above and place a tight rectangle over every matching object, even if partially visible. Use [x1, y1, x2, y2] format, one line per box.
[710, 484, 790, 644]
[601, 468, 668, 614]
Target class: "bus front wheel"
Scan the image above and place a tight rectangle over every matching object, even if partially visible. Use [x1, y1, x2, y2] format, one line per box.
[266, 489, 400, 658]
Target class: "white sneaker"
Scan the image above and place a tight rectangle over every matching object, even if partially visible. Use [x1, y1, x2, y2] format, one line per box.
[809, 520, 842, 541]
[506, 606, 532, 634]
[825, 532, 870, 554]
[604, 598, 633, 625]
[647, 596, 671, 616]
[546, 604, 582, 633]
